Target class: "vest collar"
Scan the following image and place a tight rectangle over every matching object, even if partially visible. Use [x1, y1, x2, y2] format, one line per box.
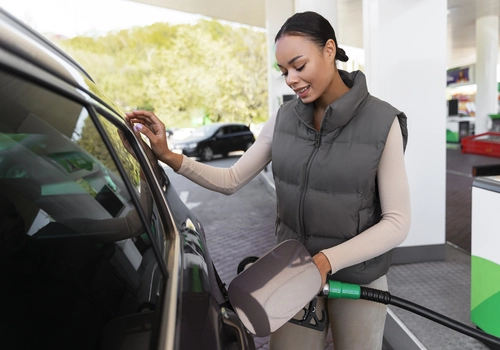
[292, 70, 369, 132]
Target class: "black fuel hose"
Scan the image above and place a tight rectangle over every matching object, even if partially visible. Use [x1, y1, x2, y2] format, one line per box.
[323, 280, 500, 347]
[363, 287, 500, 348]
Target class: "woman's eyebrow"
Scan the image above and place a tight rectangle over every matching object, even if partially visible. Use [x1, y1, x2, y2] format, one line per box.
[277, 55, 303, 68]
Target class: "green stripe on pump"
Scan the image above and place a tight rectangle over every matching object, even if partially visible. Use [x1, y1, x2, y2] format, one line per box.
[327, 280, 361, 299]
[471, 255, 500, 310]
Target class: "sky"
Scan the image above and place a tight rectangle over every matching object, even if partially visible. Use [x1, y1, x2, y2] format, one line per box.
[0, 0, 204, 37]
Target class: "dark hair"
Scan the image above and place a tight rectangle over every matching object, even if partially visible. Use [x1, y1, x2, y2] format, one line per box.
[275, 11, 349, 62]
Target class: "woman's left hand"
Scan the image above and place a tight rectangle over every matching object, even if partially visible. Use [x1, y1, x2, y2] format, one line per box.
[313, 252, 331, 288]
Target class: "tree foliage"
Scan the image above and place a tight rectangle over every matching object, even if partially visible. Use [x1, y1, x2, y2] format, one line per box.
[58, 20, 269, 128]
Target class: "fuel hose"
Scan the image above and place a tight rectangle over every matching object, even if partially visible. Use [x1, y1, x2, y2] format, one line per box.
[321, 280, 500, 348]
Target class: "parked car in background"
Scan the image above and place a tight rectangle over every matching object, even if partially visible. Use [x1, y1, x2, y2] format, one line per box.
[168, 127, 195, 141]
[0, 7, 254, 350]
[171, 123, 255, 161]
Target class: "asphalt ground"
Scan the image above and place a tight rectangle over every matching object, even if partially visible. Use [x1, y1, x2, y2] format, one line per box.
[165, 147, 500, 349]
[165, 156, 353, 349]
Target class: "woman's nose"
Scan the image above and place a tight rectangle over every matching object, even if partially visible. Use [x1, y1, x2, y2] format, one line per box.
[285, 71, 299, 86]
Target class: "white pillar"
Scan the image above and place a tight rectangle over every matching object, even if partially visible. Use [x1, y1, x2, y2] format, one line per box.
[363, 0, 448, 260]
[475, 13, 499, 134]
[265, 0, 339, 116]
[362, 0, 380, 94]
[294, 0, 338, 31]
[265, 0, 294, 116]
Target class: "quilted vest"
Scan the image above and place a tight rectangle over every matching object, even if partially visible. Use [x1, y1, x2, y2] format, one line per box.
[271, 70, 408, 284]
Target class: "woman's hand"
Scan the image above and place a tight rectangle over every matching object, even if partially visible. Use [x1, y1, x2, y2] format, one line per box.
[313, 252, 331, 288]
[125, 110, 169, 158]
[125, 110, 182, 171]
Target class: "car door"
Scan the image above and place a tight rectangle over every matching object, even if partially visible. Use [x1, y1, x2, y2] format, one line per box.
[0, 7, 254, 348]
[230, 125, 245, 151]
[0, 70, 257, 350]
[212, 126, 233, 155]
[230, 125, 253, 151]
[0, 69, 177, 350]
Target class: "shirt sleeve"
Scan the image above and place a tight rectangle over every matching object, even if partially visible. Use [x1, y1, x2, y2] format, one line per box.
[176, 112, 276, 195]
[320, 118, 411, 275]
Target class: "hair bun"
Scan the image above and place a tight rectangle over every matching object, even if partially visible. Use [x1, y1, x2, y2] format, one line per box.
[336, 47, 349, 62]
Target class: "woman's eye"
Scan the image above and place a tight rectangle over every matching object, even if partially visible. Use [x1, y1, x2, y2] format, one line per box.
[280, 64, 304, 77]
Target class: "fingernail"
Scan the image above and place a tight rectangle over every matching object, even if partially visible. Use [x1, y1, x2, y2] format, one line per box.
[133, 124, 143, 132]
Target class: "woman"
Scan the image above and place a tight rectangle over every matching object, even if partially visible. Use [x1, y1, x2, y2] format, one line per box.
[127, 11, 411, 350]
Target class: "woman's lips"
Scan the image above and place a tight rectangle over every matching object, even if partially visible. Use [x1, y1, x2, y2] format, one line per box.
[295, 85, 310, 98]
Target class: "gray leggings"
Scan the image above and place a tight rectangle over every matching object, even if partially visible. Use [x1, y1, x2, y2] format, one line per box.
[268, 275, 388, 350]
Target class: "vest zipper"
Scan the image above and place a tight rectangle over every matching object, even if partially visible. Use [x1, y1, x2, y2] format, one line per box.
[314, 133, 320, 148]
[299, 130, 322, 239]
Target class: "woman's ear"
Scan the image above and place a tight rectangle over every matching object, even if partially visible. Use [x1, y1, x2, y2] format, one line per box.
[324, 39, 336, 62]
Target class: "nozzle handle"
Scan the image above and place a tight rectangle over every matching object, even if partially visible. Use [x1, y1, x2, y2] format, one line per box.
[322, 280, 361, 299]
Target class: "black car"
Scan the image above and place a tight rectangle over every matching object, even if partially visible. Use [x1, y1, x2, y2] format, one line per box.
[0, 7, 254, 350]
[171, 123, 255, 161]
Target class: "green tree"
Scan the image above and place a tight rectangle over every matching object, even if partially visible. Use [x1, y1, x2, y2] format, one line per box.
[57, 19, 269, 129]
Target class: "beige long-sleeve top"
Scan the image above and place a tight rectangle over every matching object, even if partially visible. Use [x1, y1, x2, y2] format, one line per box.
[177, 112, 411, 275]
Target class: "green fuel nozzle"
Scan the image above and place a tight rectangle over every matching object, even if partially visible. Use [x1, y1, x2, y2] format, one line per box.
[321, 280, 361, 299]
[320, 280, 392, 304]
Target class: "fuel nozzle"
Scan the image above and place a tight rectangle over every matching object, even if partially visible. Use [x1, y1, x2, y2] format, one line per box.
[321, 280, 391, 304]
[320, 280, 361, 299]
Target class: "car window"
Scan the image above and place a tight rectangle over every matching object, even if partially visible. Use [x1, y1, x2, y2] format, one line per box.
[230, 125, 248, 133]
[0, 70, 165, 349]
[192, 124, 219, 137]
[0, 85, 134, 228]
[217, 126, 231, 136]
[94, 113, 143, 188]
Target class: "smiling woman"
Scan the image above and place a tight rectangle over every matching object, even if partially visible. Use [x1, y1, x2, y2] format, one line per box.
[127, 11, 410, 350]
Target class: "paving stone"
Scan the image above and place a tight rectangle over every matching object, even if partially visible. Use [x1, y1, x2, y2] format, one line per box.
[168, 149, 500, 349]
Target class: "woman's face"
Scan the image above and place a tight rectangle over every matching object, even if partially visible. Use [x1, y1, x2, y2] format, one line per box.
[275, 35, 336, 104]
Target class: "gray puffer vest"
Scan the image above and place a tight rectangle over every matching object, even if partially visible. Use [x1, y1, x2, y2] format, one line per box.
[272, 70, 408, 284]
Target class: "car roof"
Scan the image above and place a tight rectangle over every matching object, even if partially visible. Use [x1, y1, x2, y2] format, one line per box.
[205, 122, 248, 127]
[0, 7, 95, 91]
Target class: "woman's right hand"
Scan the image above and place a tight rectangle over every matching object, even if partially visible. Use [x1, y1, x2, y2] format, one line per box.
[125, 110, 183, 171]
